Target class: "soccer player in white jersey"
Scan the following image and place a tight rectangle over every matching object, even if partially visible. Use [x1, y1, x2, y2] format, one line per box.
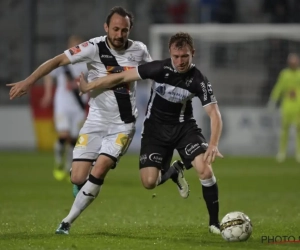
[40, 35, 88, 181]
[78, 32, 224, 235]
[7, 6, 189, 235]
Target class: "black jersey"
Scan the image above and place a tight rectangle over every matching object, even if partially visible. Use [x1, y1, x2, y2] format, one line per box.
[137, 58, 217, 124]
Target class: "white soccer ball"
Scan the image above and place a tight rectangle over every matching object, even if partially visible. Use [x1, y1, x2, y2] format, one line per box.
[220, 211, 252, 242]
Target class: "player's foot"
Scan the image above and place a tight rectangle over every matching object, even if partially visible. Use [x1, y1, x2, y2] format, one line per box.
[53, 166, 67, 181]
[171, 160, 190, 199]
[55, 221, 71, 235]
[276, 152, 286, 163]
[209, 223, 221, 235]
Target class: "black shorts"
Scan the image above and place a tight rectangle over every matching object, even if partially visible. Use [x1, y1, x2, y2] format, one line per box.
[139, 119, 208, 170]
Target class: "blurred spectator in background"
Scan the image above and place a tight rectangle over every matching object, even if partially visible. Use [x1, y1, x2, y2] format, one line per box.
[215, 0, 236, 23]
[199, 0, 219, 23]
[290, 0, 300, 23]
[150, 0, 169, 23]
[263, 0, 289, 23]
[40, 35, 88, 181]
[168, 0, 188, 23]
[268, 53, 300, 163]
[262, 39, 289, 104]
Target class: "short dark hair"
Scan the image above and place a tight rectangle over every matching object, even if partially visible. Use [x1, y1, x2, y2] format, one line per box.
[106, 6, 134, 28]
[168, 32, 194, 50]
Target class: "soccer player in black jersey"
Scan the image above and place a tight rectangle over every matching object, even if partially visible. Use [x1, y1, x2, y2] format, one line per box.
[78, 32, 223, 234]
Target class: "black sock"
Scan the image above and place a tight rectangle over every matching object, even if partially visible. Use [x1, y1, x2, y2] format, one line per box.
[202, 183, 219, 225]
[59, 137, 67, 146]
[70, 138, 77, 147]
[77, 180, 87, 191]
[157, 167, 177, 186]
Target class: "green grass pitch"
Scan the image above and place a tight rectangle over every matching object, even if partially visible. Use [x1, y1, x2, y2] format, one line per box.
[0, 152, 300, 250]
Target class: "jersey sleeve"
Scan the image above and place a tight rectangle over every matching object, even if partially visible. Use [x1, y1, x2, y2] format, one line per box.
[64, 40, 97, 64]
[142, 44, 153, 63]
[195, 76, 218, 106]
[137, 60, 164, 80]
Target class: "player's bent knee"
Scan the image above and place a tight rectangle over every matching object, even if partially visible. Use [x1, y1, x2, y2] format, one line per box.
[70, 174, 87, 185]
[141, 176, 157, 189]
[199, 169, 213, 180]
[71, 161, 92, 184]
[193, 155, 214, 180]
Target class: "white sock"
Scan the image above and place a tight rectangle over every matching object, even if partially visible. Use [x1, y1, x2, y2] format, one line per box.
[65, 144, 73, 172]
[62, 180, 101, 224]
[155, 171, 162, 186]
[54, 140, 64, 166]
[200, 175, 216, 187]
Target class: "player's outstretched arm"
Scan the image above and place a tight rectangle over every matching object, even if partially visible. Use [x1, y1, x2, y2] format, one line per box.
[78, 68, 141, 94]
[6, 53, 71, 100]
[203, 103, 224, 164]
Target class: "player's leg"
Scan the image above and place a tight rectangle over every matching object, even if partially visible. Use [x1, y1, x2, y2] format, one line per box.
[176, 121, 220, 234]
[68, 110, 86, 181]
[139, 120, 189, 197]
[70, 118, 103, 197]
[53, 111, 71, 181]
[192, 154, 220, 234]
[56, 122, 135, 234]
[56, 131, 105, 235]
[56, 155, 115, 234]
[139, 155, 189, 198]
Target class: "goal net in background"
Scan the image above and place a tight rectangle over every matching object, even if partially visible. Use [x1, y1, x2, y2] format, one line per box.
[148, 24, 300, 156]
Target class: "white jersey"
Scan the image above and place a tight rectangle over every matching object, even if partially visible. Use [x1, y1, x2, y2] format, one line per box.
[64, 36, 152, 124]
[50, 63, 88, 112]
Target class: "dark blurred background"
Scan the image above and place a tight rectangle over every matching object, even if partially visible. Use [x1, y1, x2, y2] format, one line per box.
[1, 0, 299, 156]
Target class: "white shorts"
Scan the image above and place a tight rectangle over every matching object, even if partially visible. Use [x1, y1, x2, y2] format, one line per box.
[54, 109, 86, 138]
[73, 109, 136, 164]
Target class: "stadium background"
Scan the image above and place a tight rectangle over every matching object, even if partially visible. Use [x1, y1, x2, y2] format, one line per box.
[1, 1, 300, 250]
[1, 0, 300, 156]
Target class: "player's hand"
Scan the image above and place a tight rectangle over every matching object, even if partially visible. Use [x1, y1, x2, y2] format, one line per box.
[6, 80, 31, 100]
[203, 144, 223, 165]
[77, 72, 88, 96]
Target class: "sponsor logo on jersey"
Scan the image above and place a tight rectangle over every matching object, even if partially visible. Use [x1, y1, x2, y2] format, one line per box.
[69, 45, 81, 55]
[156, 84, 166, 95]
[75, 134, 88, 148]
[140, 154, 147, 164]
[106, 66, 135, 94]
[201, 142, 208, 150]
[115, 133, 129, 147]
[185, 143, 201, 155]
[81, 41, 89, 47]
[200, 82, 207, 101]
[127, 54, 135, 61]
[185, 77, 193, 87]
[167, 91, 188, 101]
[149, 153, 163, 163]
[210, 95, 217, 102]
[207, 82, 213, 94]
[101, 54, 113, 59]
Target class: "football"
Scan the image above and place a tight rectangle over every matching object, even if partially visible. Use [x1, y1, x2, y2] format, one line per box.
[220, 211, 252, 242]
